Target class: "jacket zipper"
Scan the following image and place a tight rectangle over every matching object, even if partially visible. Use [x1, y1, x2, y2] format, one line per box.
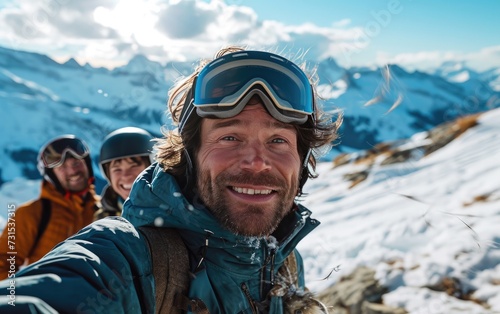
[259, 248, 277, 304]
[269, 249, 276, 286]
[241, 283, 258, 314]
[194, 230, 213, 273]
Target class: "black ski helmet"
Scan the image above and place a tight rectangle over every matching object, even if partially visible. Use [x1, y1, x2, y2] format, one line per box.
[37, 135, 94, 192]
[99, 127, 154, 182]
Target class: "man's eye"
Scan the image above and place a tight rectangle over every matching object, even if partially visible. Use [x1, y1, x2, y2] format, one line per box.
[222, 136, 237, 141]
[272, 138, 286, 143]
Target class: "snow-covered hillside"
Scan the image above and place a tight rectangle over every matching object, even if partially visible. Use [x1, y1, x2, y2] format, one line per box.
[299, 108, 500, 313]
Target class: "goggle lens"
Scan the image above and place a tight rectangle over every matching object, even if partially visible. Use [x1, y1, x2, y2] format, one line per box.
[193, 51, 314, 122]
[42, 138, 89, 168]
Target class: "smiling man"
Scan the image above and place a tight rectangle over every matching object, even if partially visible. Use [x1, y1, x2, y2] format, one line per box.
[0, 135, 99, 279]
[123, 47, 342, 312]
[0, 47, 341, 313]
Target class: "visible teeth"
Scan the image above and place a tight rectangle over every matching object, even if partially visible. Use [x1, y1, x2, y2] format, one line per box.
[122, 184, 132, 189]
[69, 175, 81, 182]
[232, 187, 272, 195]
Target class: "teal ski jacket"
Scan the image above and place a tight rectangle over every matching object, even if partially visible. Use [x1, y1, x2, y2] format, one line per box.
[0, 163, 320, 313]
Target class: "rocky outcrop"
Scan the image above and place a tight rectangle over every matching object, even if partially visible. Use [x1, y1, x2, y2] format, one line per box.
[316, 267, 493, 313]
[333, 112, 482, 188]
[317, 267, 407, 314]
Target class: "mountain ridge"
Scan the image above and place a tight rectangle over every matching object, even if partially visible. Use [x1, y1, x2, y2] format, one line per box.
[1, 45, 499, 189]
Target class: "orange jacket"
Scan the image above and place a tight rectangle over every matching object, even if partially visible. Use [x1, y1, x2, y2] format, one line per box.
[0, 180, 99, 279]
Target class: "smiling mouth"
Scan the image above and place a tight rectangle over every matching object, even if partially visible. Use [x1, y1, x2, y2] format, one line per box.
[231, 186, 273, 195]
[120, 183, 132, 190]
[68, 175, 83, 182]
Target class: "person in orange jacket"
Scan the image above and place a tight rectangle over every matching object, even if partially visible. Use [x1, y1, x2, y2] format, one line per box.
[0, 135, 100, 279]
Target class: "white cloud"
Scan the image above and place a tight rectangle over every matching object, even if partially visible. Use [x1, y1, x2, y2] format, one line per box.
[374, 46, 500, 72]
[0, 0, 372, 68]
[464, 46, 500, 71]
[332, 18, 351, 27]
[0, 0, 497, 73]
[156, 0, 217, 39]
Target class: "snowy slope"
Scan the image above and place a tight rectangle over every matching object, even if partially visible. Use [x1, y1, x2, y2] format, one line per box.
[299, 108, 500, 313]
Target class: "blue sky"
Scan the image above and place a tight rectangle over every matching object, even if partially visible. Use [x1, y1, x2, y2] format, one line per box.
[247, 0, 500, 67]
[0, 0, 498, 71]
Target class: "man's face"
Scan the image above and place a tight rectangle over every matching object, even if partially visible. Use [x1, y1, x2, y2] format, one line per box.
[196, 96, 302, 237]
[52, 157, 90, 192]
[109, 157, 149, 200]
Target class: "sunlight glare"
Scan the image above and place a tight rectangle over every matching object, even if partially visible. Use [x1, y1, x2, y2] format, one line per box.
[93, 0, 162, 45]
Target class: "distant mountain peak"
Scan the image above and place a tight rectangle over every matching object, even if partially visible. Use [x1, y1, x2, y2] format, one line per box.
[386, 64, 408, 76]
[63, 58, 81, 68]
[112, 53, 163, 75]
[434, 60, 480, 83]
[440, 60, 467, 70]
[130, 54, 149, 62]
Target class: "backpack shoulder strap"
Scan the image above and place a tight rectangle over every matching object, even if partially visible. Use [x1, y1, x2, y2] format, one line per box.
[139, 227, 191, 314]
[28, 198, 52, 257]
[285, 250, 298, 286]
[277, 251, 329, 314]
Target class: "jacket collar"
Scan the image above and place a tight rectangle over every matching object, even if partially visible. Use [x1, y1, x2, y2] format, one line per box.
[100, 184, 123, 212]
[40, 180, 96, 207]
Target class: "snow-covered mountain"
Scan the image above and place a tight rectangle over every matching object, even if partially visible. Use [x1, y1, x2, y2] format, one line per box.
[1, 45, 499, 191]
[318, 60, 499, 156]
[434, 60, 500, 92]
[0, 46, 189, 189]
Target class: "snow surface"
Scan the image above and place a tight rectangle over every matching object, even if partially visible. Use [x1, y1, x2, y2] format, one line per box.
[298, 107, 500, 313]
[1, 107, 500, 311]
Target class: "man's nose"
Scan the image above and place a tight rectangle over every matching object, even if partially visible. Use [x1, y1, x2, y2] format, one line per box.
[240, 142, 271, 172]
[63, 163, 80, 174]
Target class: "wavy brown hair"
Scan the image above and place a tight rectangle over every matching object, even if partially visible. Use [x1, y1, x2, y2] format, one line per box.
[155, 46, 342, 196]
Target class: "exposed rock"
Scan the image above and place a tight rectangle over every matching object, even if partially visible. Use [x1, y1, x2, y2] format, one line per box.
[362, 301, 407, 314]
[333, 112, 483, 188]
[463, 190, 500, 207]
[423, 113, 479, 156]
[316, 266, 406, 314]
[343, 170, 369, 188]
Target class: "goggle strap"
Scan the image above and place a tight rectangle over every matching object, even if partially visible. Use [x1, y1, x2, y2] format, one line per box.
[302, 148, 312, 169]
[178, 83, 196, 134]
[312, 90, 317, 125]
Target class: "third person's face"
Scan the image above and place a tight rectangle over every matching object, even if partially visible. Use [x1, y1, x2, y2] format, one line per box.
[196, 97, 302, 237]
[109, 157, 148, 200]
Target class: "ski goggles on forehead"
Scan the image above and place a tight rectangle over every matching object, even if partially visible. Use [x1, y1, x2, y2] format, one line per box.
[179, 51, 315, 132]
[41, 137, 90, 168]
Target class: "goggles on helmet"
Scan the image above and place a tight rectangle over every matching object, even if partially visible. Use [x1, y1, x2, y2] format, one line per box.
[41, 137, 90, 169]
[179, 51, 315, 133]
